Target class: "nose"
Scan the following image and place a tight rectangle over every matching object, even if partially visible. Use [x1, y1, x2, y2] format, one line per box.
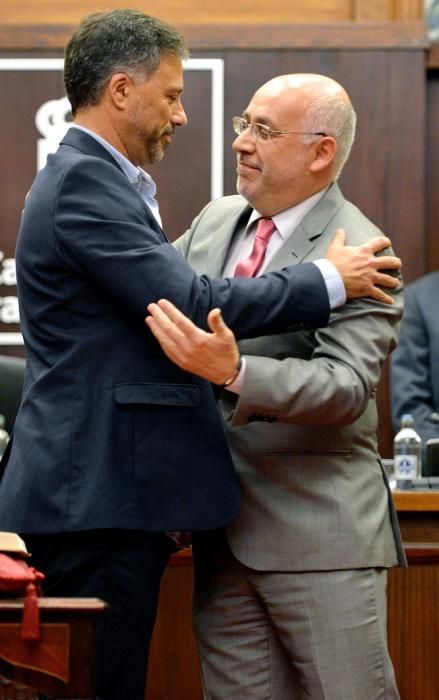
[172, 100, 187, 128]
[232, 129, 255, 154]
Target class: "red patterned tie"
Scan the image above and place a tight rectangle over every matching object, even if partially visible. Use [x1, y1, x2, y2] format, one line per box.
[234, 218, 277, 277]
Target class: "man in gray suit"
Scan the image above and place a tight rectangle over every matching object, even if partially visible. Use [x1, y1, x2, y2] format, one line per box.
[146, 74, 404, 699]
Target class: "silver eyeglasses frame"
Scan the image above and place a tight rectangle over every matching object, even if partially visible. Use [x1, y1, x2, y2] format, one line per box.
[232, 116, 327, 141]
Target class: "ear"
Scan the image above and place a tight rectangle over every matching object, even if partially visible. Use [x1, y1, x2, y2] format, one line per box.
[108, 72, 133, 111]
[309, 136, 337, 173]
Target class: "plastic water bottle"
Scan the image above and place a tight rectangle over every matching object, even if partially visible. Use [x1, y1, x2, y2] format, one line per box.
[393, 414, 422, 489]
[0, 415, 10, 459]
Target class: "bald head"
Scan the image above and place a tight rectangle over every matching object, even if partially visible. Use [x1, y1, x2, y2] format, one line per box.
[251, 74, 356, 179]
[258, 73, 349, 101]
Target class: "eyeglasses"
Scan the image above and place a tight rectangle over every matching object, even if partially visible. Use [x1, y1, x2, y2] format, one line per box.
[232, 116, 327, 142]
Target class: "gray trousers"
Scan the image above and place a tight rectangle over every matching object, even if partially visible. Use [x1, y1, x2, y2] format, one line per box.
[193, 532, 400, 700]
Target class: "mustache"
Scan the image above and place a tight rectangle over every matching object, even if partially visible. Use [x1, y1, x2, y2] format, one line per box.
[238, 157, 262, 171]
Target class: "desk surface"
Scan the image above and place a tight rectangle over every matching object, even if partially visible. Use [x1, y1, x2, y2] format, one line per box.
[0, 597, 106, 612]
[392, 491, 439, 511]
[0, 596, 107, 614]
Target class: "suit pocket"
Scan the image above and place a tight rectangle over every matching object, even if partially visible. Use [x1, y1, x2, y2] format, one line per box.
[114, 382, 200, 407]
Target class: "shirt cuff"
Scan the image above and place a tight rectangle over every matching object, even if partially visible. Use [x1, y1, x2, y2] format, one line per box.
[313, 259, 346, 310]
[224, 356, 246, 394]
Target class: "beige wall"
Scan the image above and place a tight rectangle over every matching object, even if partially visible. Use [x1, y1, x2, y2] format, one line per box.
[0, 0, 425, 26]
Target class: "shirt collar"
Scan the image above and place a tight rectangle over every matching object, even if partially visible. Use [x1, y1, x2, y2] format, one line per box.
[247, 186, 329, 241]
[70, 124, 157, 198]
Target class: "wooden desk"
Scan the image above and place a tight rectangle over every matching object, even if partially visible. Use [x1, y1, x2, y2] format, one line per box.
[0, 597, 107, 699]
[392, 490, 439, 543]
[147, 551, 201, 700]
[387, 491, 439, 700]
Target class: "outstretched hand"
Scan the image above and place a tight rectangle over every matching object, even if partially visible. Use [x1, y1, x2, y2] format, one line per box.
[326, 229, 402, 304]
[145, 299, 240, 384]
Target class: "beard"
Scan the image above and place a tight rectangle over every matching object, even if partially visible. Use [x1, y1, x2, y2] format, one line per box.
[138, 128, 165, 165]
[146, 132, 168, 164]
[130, 106, 172, 166]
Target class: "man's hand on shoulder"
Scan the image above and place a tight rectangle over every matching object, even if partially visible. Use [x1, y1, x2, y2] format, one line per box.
[326, 229, 401, 305]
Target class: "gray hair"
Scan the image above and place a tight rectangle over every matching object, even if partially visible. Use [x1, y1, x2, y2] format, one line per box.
[64, 9, 189, 116]
[302, 93, 357, 179]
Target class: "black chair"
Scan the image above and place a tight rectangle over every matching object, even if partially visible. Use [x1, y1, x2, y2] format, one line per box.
[0, 355, 25, 434]
[426, 438, 439, 477]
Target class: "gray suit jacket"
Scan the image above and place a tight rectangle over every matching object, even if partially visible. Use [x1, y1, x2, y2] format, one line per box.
[176, 182, 406, 571]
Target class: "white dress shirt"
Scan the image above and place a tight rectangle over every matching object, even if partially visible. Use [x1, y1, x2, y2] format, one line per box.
[223, 189, 345, 393]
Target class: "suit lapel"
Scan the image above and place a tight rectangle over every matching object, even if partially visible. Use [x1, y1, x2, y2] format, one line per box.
[265, 183, 346, 272]
[60, 127, 168, 242]
[204, 204, 252, 277]
[265, 223, 314, 271]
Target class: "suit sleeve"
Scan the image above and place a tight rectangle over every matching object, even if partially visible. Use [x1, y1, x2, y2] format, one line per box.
[52, 158, 330, 339]
[390, 284, 439, 446]
[231, 284, 403, 427]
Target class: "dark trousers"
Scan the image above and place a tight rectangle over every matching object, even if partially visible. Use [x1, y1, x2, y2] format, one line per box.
[23, 529, 173, 700]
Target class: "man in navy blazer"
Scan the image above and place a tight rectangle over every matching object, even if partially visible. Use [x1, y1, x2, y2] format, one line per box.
[0, 10, 401, 699]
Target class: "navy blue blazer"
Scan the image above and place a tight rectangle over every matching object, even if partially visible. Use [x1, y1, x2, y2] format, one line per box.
[0, 128, 329, 533]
